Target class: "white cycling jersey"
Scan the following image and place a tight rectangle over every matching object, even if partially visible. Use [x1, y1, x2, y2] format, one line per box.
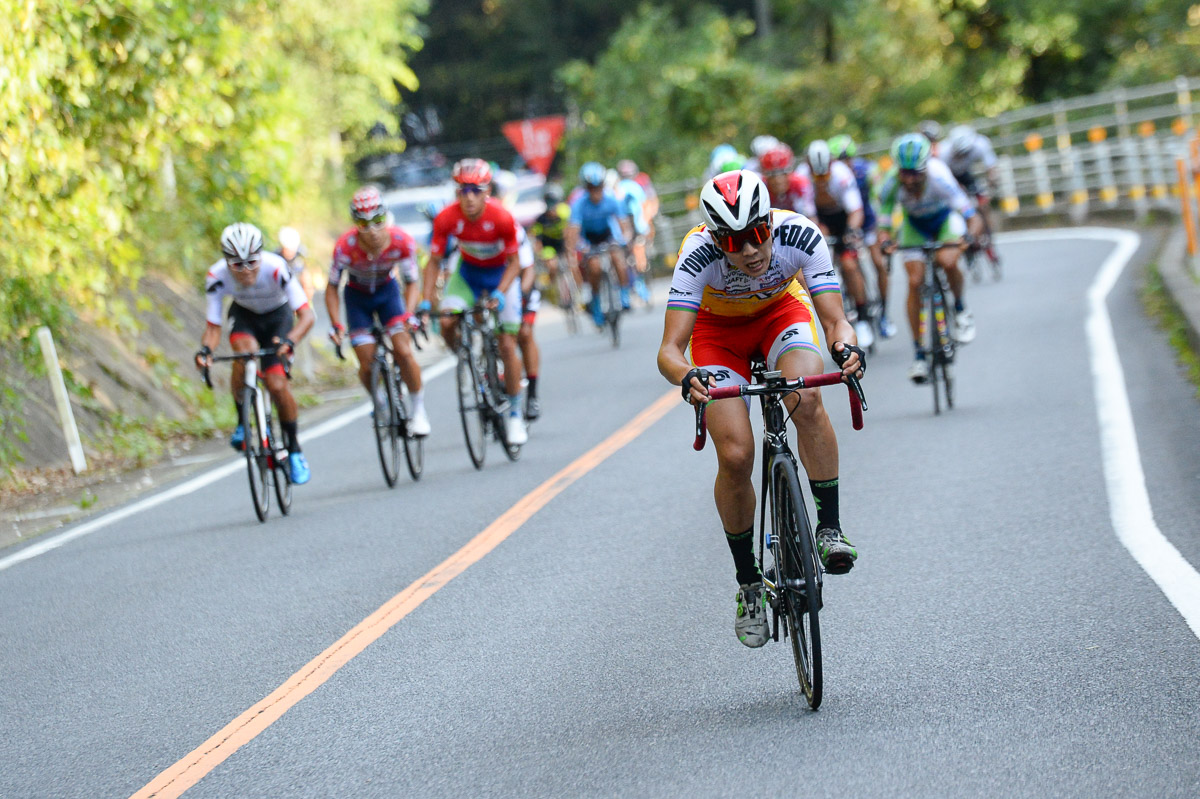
[205, 251, 309, 325]
[667, 209, 840, 317]
[945, 134, 998, 179]
[877, 157, 975, 228]
[795, 160, 862, 217]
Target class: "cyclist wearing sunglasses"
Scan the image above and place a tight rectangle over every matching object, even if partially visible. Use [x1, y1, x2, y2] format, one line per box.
[757, 144, 813, 215]
[565, 161, 633, 329]
[196, 222, 316, 484]
[876, 134, 983, 383]
[657, 169, 864, 648]
[326, 185, 431, 437]
[420, 157, 528, 447]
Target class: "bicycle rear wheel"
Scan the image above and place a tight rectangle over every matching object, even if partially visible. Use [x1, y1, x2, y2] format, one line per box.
[557, 266, 580, 336]
[602, 271, 620, 348]
[395, 381, 424, 481]
[242, 387, 270, 522]
[771, 457, 822, 709]
[267, 409, 291, 515]
[455, 337, 487, 469]
[371, 360, 400, 487]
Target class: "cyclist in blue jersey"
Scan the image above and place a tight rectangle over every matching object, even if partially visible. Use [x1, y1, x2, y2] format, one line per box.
[566, 162, 633, 328]
[828, 134, 896, 338]
[616, 162, 651, 304]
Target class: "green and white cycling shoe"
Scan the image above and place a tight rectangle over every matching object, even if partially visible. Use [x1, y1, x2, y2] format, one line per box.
[816, 526, 857, 574]
[735, 582, 769, 648]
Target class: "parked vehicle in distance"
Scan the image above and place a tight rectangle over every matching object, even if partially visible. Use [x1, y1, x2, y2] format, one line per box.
[382, 182, 456, 244]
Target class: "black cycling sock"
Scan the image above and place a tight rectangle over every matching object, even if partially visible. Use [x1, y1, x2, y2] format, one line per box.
[725, 527, 758, 585]
[527, 375, 538, 399]
[955, 297, 965, 313]
[233, 398, 244, 423]
[809, 478, 840, 531]
[855, 303, 870, 322]
[281, 420, 301, 453]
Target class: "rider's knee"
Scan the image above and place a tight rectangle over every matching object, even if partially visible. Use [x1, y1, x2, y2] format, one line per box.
[716, 439, 755, 478]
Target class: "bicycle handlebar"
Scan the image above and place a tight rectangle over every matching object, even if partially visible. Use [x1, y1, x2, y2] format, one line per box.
[692, 372, 865, 451]
[200, 347, 287, 390]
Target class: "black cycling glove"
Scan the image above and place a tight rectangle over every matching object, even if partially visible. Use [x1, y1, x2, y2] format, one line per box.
[681, 367, 711, 402]
[832, 343, 867, 376]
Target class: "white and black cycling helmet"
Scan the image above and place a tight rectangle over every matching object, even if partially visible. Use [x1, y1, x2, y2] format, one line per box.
[807, 140, 833, 176]
[750, 134, 781, 158]
[947, 124, 977, 157]
[220, 222, 264, 261]
[699, 169, 770, 233]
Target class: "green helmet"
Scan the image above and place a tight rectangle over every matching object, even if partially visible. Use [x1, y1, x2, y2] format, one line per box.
[891, 133, 931, 171]
[716, 155, 746, 173]
[828, 134, 857, 160]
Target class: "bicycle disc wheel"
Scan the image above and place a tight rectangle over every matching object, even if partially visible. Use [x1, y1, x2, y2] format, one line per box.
[772, 457, 822, 709]
[371, 360, 400, 487]
[455, 344, 487, 469]
[242, 387, 270, 522]
[268, 411, 291, 515]
[396, 381, 424, 481]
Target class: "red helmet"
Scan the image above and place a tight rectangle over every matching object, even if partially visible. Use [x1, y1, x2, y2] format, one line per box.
[452, 158, 493, 187]
[350, 185, 384, 221]
[759, 145, 795, 175]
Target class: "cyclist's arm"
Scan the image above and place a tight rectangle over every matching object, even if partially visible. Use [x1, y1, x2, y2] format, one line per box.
[565, 223, 580, 268]
[421, 253, 443, 306]
[496, 251, 522, 295]
[324, 280, 342, 330]
[289, 303, 316, 346]
[197, 322, 221, 368]
[811, 292, 859, 371]
[658, 308, 708, 402]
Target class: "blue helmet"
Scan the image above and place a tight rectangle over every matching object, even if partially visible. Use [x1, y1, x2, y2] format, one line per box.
[579, 162, 606, 187]
[892, 133, 932, 172]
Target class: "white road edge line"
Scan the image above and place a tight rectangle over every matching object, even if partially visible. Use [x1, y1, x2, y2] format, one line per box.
[999, 227, 1200, 640]
[0, 356, 456, 574]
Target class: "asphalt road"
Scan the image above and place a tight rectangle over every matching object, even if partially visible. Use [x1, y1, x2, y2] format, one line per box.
[1, 228, 1198, 798]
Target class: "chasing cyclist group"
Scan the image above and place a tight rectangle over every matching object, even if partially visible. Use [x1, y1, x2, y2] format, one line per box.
[194, 121, 999, 648]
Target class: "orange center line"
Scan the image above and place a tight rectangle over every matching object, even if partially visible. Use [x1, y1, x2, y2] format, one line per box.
[131, 389, 679, 799]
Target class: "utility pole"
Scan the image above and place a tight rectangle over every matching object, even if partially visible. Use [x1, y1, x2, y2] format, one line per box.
[755, 0, 772, 38]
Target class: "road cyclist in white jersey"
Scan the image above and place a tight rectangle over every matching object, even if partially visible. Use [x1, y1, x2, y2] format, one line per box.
[657, 169, 864, 648]
[195, 222, 316, 484]
[944, 124, 1003, 272]
[797, 139, 876, 351]
[876, 133, 984, 383]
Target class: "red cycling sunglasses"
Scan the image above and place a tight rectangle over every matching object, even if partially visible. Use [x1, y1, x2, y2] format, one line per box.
[711, 220, 772, 253]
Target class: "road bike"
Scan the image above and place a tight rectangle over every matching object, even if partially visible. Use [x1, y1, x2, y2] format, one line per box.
[449, 300, 521, 469]
[916, 241, 963, 415]
[203, 349, 291, 523]
[828, 232, 883, 353]
[335, 324, 426, 487]
[693, 364, 866, 710]
[583, 242, 623, 348]
[543, 249, 581, 336]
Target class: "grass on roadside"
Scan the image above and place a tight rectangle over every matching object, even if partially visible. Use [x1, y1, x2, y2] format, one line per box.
[1141, 261, 1200, 401]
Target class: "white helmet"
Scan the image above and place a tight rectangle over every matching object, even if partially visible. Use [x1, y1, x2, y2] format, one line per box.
[699, 170, 770, 232]
[278, 226, 301, 252]
[750, 134, 780, 158]
[220, 222, 263, 261]
[807, 140, 832, 176]
[948, 125, 976, 157]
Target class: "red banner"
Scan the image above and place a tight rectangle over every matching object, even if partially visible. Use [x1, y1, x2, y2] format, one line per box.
[502, 115, 567, 176]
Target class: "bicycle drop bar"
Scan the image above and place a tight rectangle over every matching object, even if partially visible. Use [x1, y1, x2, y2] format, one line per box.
[692, 372, 866, 451]
[202, 347, 289, 389]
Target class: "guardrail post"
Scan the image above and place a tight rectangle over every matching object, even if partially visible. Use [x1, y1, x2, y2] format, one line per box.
[1089, 127, 1120, 208]
[1053, 100, 1072, 153]
[1064, 148, 1090, 223]
[1030, 148, 1055, 213]
[1140, 124, 1172, 208]
[1121, 136, 1149, 219]
[35, 326, 88, 474]
[996, 155, 1020, 216]
[1177, 75, 1194, 132]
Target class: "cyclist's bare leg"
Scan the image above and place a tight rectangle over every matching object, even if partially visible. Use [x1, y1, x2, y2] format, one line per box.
[706, 396, 758, 534]
[937, 247, 965, 303]
[840, 250, 868, 307]
[776, 348, 838, 482]
[352, 341, 378, 392]
[587, 254, 603, 294]
[905, 258, 925, 341]
[229, 335, 258, 399]
[264, 370, 297, 423]
[439, 313, 461, 352]
[390, 329, 423, 393]
[869, 240, 889, 306]
[498, 331, 523, 397]
[609, 247, 629, 287]
[518, 321, 539, 377]
[631, 239, 647, 273]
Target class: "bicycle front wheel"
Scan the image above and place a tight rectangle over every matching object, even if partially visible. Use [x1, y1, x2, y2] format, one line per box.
[371, 360, 400, 487]
[771, 456, 822, 709]
[601, 271, 621, 348]
[396, 380, 424, 481]
[455, 342, 487, 469]
[267, 409, 291, 515]
[242, 387, 270, 522]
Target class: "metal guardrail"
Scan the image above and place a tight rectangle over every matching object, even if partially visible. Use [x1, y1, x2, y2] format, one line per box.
[645, 75, 1200, 269]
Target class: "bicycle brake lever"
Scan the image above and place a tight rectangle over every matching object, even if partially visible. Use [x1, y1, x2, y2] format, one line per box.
[847, 374, 868, 412]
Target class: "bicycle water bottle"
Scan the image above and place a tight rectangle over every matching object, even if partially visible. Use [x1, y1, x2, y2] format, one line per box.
[934, 302, 947, 342]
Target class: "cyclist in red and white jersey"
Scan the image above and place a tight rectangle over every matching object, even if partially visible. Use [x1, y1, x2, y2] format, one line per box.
[756, 145, 812, 216]
[657, 170, 864, 648]
[420, 158, 528, 446]
[326, 185, 431, 436]
[196, 223, 315, 484]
